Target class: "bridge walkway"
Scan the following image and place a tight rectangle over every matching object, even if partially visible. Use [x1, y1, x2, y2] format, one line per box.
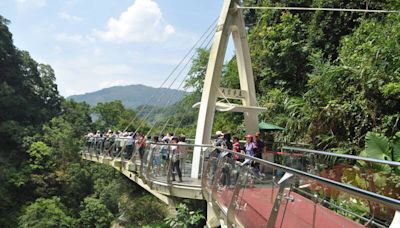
[82, 139, 400, 228]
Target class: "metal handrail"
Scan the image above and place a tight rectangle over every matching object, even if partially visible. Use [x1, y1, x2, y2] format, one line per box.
[149, 142, 214, 148]
[82, 142, 400, 219]
[82, 142, 400, 226]
[282, 146, 400, 167]
[217, 147, 400, 211]
[294, 187, 387, 228]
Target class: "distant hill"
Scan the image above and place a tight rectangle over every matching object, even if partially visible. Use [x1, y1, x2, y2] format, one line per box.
[68, 84, 187, 108]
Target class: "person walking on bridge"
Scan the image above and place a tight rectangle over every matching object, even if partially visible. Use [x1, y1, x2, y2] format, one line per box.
[254, 132, 265, 175]
[242, 134, 257, 166]
[137, 134, 146, 166]
[125, 132, 135, 160]
[170, 136, 182, 182]
[178, 135, 187, 176]
[215, 131, 226, 150]
[151, 136, 161, 175]
[209, 131, 226, 183]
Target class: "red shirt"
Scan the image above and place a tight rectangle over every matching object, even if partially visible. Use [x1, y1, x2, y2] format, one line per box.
[233, 142, 240, 152]
[137, 136, 146, 148]
[233, 142, 240, 160]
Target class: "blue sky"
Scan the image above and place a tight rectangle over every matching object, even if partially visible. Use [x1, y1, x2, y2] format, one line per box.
[0, 0, 228, 96]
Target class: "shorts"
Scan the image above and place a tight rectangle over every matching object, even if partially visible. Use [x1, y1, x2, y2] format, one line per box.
[153, 156, 161, 165]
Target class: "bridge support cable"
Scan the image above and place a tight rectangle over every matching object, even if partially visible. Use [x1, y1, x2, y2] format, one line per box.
[153, 40, 216, 136]
[122, 17, 218, 132]
[236, 6, 400, 14]
[147, 32, 215, 137]
[139, 23, 216, 136]
[130, 19, 218, 136]
[193, 0, 264, 180]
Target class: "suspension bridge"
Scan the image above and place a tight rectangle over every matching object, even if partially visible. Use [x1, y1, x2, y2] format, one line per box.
[81, 0, 400, 227]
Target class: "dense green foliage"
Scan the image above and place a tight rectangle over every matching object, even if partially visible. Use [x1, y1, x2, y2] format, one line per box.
[255, 1, 399, 149]
[78, 197, 113, 228]
[2, 0, 400, 226]
[157, 1, 400, 152]
[119, 193, 169, 227]
[1, 15, 60, 226]
[0, 15, 169, 227]
[18, 197, 74, 228]
[164, 203, 204, 228]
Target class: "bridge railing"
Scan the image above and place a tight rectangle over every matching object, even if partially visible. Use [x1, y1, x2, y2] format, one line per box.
[83, 139, 400, 227]
[203, 148, 400, 228]
[84, 138, 214, 185]
[271, 146, 400, 201]
[141, 143, 214, 184]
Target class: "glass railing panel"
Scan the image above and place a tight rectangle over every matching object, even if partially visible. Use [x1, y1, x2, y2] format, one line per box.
[147, 144, 169, 183]
[278, 147, 400, 201]
[228, 164, 278, 228]
[272, 174, 396, 228]
[139, 144, 151, 175]
[143, 145, 151, 164]
[126, 145, 140, 171]
[270, 174, 323, 228]
[202, 148, 220, 195]
[199, 147, 213, 179]
[148, 145, 167, 182]
[210, 154, 239, 210]
[222, 152, 400, 228]
[174, 143, 213, 186]
[210, 155, 227, 209]
[179, 144, 193, 179]
[339, 161, 400, 203]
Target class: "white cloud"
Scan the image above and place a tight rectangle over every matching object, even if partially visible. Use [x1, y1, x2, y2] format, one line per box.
[51, 56, 137, 96]
[92, 64, 133, 76]
[16, 0, 46, 8]
[58, 12, 82, 22]
[94, 0, 175, 43]
[55, 33, 95, 44]
[99, 80, 124, 89]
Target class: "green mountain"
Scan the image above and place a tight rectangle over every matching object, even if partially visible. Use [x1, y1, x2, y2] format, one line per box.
[68, 84, 187, 108]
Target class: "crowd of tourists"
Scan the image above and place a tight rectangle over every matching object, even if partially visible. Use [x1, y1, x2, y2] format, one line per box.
[85, 131, 187, 182]
[84, 130, 273, 183]
[210, 130, 273, 188]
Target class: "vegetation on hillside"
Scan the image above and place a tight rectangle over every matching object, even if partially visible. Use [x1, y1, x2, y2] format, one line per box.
[157, 0, 400, 153]
[1, 0, 400, 227]
[68, 84, 187, 109]
[0, 15, 168, 227]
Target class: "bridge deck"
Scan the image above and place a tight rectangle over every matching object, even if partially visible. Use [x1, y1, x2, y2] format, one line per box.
[213, 186, 362, 228]
[82, 152, 204, 202]
[82, 144, 399, 228]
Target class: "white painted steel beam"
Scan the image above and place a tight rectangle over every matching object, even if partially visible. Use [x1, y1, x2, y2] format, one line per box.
[192, 0, 234, 179]
[192, 101, 266, 113]
[192, 0, 262, 178]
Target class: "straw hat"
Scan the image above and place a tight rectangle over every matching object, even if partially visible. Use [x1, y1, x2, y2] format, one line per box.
[215, 131, 224, 137]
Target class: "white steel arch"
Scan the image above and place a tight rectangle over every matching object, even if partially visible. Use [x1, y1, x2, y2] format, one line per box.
[191, 0, 265, 179]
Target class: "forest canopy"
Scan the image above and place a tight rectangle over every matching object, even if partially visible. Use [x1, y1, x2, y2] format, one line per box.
[1, 0, 400, 227]
[0, 15, 167, 227]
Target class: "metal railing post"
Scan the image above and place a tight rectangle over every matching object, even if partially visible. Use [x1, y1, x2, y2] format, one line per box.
[167, 144, 172, 184]
[145, 145, 154, 181]
[226, 164, 247, 227]
[266, 173, 294, 228]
